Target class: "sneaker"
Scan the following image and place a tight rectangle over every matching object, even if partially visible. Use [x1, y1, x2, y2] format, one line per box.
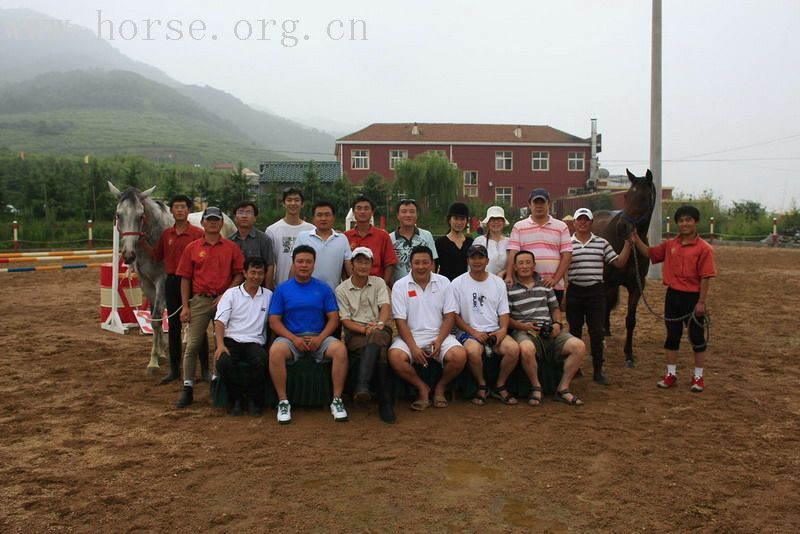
[657, 373, 678, 388]
[330, 397, 348, 422]
[276, 400, 292, 424]
[690, 376, 705, 393]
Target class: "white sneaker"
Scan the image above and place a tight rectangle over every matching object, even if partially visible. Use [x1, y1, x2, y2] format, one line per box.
[276, 400, 292, 424]
[330, 397, 348, 422]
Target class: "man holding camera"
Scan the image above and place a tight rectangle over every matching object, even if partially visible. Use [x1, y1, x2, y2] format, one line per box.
[452, 244, 520, 406]
[507, 250, 586, 406]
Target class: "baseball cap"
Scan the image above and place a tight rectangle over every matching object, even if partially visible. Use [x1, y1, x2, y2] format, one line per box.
[573, 208, 593, 220]
[467, 243, 488, 257]
[202, 206, 223, 220]
[529, 188, 550, 202]
[351, 246, 374, 260]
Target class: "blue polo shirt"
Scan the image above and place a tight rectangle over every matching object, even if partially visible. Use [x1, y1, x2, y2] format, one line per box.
[269, 277, 339, 334]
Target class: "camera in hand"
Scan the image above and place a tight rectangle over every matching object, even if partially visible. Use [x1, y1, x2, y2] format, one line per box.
[537, 318, 553, 339]
[485, 335, 497, 347]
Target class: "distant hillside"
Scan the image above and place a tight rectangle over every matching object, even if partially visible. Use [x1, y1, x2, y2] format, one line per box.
[0, 8, 337, 160]
[0, 71, 286, 166]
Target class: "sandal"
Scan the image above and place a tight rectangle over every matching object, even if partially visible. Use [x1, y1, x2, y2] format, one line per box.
[433, 395, 449, 408]
[554, 389, 584, 406]
[472, 384, 489, 406]
[490, 384, 518, 405]
[410, 399, 430, 411]
[527, 386, 543, 406]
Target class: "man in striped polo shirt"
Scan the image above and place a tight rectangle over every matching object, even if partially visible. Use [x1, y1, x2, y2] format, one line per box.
[565, 208, 632, 385]
[505, 188, 572, 304]
[508, 250, 586, 406]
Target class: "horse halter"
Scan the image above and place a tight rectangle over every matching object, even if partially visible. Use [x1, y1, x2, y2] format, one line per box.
[115, 212, 148, 238]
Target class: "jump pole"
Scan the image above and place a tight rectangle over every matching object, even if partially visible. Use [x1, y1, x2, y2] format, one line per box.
[1, 263, 105, 274]
[0, 249, 113, 258]
[0, 254, 112, 264]
[100, 219, 127, 335]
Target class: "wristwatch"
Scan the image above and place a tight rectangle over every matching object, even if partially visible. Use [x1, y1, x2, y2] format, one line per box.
[377, 321, 385, 327]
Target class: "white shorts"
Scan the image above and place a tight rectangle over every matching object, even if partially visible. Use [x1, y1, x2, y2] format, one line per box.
[389, 334, 462, 365]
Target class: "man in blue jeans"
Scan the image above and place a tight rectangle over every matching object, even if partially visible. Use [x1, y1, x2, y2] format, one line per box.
[268, 245, 349, 424]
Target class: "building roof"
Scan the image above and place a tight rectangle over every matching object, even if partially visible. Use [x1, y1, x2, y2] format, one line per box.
[259, 161, 341, 183]
[337, 123, 589, 145]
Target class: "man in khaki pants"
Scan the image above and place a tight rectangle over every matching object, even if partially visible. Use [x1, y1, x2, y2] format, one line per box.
[175, 207, 244, 408]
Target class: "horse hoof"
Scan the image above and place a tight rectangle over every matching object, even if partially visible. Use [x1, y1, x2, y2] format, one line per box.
[158, 355, 167, 365]
[146, 366, 160, 374]
[625, 359, 636, 368]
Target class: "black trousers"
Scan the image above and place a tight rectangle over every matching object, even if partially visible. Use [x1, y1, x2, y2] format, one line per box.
[165, 274, 207, 366]
[216, 338, 268, 405]
[566, 283, 606, 364]
[664, 288, 707, 352]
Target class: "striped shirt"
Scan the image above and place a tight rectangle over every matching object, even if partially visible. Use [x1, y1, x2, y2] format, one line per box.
[507, 215, 572, 290]
[507, 273, 558, 325]
[567, 233, 618, 287]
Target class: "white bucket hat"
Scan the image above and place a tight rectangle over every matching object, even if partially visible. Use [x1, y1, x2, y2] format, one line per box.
[481, 206, 509, 225]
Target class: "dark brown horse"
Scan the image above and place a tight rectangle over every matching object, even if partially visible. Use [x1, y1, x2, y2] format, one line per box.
[591, 169, 656, 367]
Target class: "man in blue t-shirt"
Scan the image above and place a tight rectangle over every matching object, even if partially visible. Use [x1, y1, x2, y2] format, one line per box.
[268, 245, 349, 424]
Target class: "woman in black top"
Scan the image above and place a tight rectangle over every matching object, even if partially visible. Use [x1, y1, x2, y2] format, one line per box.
[435, 202, 473, 280]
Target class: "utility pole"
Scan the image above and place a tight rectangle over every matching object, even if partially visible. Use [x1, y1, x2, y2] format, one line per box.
[648, 0, 663, 279]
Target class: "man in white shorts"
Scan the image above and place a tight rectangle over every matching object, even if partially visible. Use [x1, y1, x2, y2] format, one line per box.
[388, 245, 467, 411]
[452, 244, 520, 406]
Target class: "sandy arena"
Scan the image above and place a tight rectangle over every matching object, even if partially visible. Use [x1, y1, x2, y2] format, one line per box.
[1, 246, 798, 533]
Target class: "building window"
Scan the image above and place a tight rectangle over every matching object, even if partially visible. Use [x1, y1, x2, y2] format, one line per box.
[389, 150, 408, 170]
[463, 171, 478, 197]
[495, 187, 512, 205]
[568, 152, 585, 171]
[531, 151, 549, 171]
[351, 149, 369, 170]
[495, 151, 513, 171]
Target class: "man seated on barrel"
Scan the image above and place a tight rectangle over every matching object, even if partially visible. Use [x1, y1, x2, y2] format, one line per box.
[213, 257, 272, 417]
[507, 250, 586, 406]
[452, 243, 520, 406]
[387, 245, 467, 411]
[268, 245, 349, 424]
[335, 247, 395, 423]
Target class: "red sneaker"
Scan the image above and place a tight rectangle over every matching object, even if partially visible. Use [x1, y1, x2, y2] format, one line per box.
[690, 376, 705, 393]
[657, 373, 678, 388]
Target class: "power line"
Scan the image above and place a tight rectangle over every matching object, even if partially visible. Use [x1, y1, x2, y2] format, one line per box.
[674, 133, 800, 160]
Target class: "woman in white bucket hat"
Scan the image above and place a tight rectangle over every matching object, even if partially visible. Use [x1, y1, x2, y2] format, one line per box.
[473, 206, 510, 276]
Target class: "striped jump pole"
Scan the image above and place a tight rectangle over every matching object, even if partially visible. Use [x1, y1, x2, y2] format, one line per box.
[0, 249, 113, 258]
[0, 263, 106, 274]
[0, 254, 112, 264]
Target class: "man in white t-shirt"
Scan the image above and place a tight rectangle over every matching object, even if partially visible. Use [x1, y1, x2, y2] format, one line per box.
[388, 245, 467, 411]
[213, 257, 272, 417]
[452, 244, 520, 406]
[265, 187, 314, 287]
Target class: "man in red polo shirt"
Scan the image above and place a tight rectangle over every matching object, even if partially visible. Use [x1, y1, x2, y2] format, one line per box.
[633, 205, 716, 392]
[345, 195, 397, 286]
[142, 194, 206, 385]
[175, 206, 245, 408]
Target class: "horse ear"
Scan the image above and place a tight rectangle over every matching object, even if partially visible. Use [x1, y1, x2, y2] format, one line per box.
[626, 169, 636, 183]
[645, 169, 653, 182]
[108, 181, 122, 198]
[141, 185, 156, 198]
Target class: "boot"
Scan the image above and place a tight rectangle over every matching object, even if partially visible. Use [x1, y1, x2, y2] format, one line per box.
[593, 362, 610, 386]
[376, 361, 396, 424]
[159, 351, 181, 384]
[354, 344, 379, 402]
[176, 385, 193, 408]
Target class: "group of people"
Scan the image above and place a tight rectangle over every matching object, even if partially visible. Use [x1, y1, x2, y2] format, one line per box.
[143, 185, 716, 425]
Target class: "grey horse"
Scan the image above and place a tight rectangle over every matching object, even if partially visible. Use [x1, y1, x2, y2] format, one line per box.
[109, 182, 173, 372]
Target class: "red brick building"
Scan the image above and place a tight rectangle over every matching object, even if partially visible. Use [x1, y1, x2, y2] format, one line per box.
[336, 123, 597, 209]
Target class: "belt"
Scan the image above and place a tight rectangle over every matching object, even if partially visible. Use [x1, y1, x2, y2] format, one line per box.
[197, 293, 219, 298]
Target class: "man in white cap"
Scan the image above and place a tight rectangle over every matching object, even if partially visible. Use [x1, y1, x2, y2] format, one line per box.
[566, 207, 632, 385]
[335, 246, 395, 423]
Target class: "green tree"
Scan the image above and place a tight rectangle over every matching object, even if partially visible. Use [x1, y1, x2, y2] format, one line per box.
[219, 161, 252, 210]
[161, 168, 183, 201]
[393, 153, 460, 212]
[729, 200, 766, 222]
[360, 172, 388, 217]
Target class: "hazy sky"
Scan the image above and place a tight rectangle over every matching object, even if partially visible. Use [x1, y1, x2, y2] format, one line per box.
[3, 0, 799, 211]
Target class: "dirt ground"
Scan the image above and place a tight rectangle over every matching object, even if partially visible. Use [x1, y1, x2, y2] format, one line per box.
[1, 246, 798, 533]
